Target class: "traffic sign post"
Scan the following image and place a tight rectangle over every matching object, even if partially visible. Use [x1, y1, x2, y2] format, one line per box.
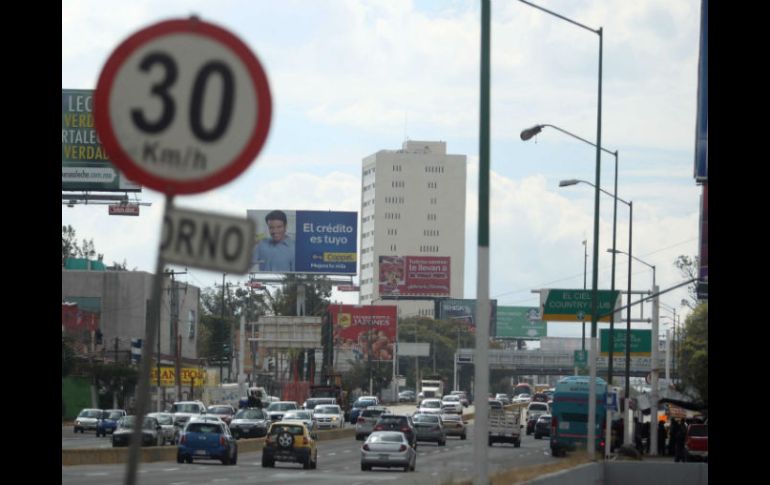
[94, 17, 271, 485]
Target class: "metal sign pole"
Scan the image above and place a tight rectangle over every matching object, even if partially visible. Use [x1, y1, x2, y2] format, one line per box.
[124, 195, 173, 485]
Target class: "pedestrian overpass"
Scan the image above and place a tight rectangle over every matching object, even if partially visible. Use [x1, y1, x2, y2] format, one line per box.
[454, 348, 667, 378]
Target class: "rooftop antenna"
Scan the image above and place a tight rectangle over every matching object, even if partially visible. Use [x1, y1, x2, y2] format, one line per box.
[404, 111, 409, 143]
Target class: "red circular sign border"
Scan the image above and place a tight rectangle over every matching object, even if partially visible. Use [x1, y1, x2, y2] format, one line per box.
[94, 18, 272, 195]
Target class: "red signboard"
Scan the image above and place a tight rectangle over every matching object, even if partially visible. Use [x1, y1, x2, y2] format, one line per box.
[379, 255, 450, 296]
[329, 305, 396, 362]
[336, 285, 360, 292]
[109, 204, 140, 216]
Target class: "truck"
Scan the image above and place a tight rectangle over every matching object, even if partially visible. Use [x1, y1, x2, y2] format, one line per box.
[203, 384, 269, 409]
[488, 400, 522, 447]
[418, 375, 445, 400]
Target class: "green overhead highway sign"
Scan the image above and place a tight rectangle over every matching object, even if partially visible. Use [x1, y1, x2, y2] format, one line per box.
[539, 288, 620, 322]
[600, 329, 651, 356]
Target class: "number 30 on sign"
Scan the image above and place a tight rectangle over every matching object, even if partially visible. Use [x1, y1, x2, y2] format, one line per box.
[94, 17, 272, 195]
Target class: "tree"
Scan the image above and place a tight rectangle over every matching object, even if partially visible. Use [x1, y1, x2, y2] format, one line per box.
[674, 255, 700, 309]
[62, 335, 76, 378]
[271, 274, 332, 316]
[676, 302, 707, 412]
[62, 225, 106, 265]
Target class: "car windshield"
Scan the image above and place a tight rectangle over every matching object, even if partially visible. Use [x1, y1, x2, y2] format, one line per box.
[235, 408, 266, 419]
[422, 401, 441, 408]
[269, 424, 304, 436]
[354, 399, 376, 408]
[285, 411, 311, 420]
[413, 414, 439, 423]
[315, 406, 340, 414]
[369, 432, 403, 443]
[441, 414, 461, 421]
[268, 402, 296, 411]
[186, 422, 222, 434]
[208, 406, 233, 414]
[362, 409, 386, 418]
[118, 417, 157, 430]
[172, 403, 201, 413]
[443, 396, 459, 401]
[378, 417, 407, 426]
[150, 414, 173, 425]
[79, 409, 101, 418]
[689, 425, 708, 437]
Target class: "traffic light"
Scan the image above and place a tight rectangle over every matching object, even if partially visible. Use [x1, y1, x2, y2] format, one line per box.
[223, 343, 230, 357]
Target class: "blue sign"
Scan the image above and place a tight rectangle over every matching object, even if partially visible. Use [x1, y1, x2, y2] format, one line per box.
[606, 391, 618, 412]
[247, 210, 357, 275]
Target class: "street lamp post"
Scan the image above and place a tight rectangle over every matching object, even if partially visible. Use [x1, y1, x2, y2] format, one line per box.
[610, 249, 658, 454]
[525, 124, 619, 388]
[559, 177, 628, 457]
[518, 0, 604, 464]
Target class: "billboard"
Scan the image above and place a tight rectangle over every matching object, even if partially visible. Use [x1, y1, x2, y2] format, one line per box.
[693, 0, 708, 182]
[496, 306, 547, 339]
[247, 210, 357, 274]
[436, 298, 497, 335]
[379, 255, 450, 296]
[62, 89, 141, 192]
[329, 305, 396, 362]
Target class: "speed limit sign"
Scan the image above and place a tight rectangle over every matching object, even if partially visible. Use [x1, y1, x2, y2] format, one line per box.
[94, 17, 272, 195]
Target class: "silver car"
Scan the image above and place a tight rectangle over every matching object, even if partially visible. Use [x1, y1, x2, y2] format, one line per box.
[355, 406, 389, 440]
[147, 412, 177, 444]
[229, 407, 270, 439]
[361, 431, 416, 472]
[282, 409, 316, 432]
[74, 408, 103, 433]
[412, 413, 446, 446]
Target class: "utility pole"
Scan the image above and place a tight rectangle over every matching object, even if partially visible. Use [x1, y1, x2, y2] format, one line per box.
[166, 269, 187, 401]
[220, 273, 227, 383]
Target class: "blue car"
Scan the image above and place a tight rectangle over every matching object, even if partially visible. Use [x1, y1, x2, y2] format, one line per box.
[177, 416, 238, 465]
[96, 409, 127, 437]
[349, 398, 378, 424]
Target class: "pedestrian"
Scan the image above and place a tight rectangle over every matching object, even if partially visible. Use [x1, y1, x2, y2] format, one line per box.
[668, 419, 678, 456]
[657, 420, 667, 456]
[254, 394, 262, 409]
[248, 390, 259, 408]
[674, 420, 687, 462]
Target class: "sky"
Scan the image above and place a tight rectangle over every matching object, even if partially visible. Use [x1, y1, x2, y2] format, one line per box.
[62, 0, 704, 340]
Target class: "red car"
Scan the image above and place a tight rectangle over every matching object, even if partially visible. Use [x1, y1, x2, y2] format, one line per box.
[685, 423, 708, 462]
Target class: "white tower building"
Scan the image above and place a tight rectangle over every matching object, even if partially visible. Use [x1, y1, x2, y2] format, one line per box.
[359, 140, 466, 319]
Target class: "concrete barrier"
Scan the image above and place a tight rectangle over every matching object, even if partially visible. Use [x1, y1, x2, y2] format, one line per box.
[62, 427, 357, 466]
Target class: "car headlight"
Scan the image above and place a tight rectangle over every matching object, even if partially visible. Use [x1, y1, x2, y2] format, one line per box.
[331, 417, 338, 421]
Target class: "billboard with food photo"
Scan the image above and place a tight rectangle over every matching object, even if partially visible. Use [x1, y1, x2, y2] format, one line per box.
[378, 255, 450, 296]
[329, 305, 397, 362]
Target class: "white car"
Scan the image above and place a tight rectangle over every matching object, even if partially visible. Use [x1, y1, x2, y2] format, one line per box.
[312, 404, 345, 429]
[440, 395, 463, 414]
[265, 401, 299, 422]
[512, 393, 531, 404]
[417, 398, 443, 415]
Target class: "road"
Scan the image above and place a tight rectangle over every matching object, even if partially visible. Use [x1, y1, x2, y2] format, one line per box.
[63, 422, 556, 485]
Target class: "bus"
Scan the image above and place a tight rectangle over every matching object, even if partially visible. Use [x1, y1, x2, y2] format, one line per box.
[549, 376, 607, 457]
[513, 382, 533, 398]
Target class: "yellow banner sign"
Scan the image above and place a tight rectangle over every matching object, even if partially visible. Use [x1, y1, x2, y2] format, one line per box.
[150, 366, 205, 387]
